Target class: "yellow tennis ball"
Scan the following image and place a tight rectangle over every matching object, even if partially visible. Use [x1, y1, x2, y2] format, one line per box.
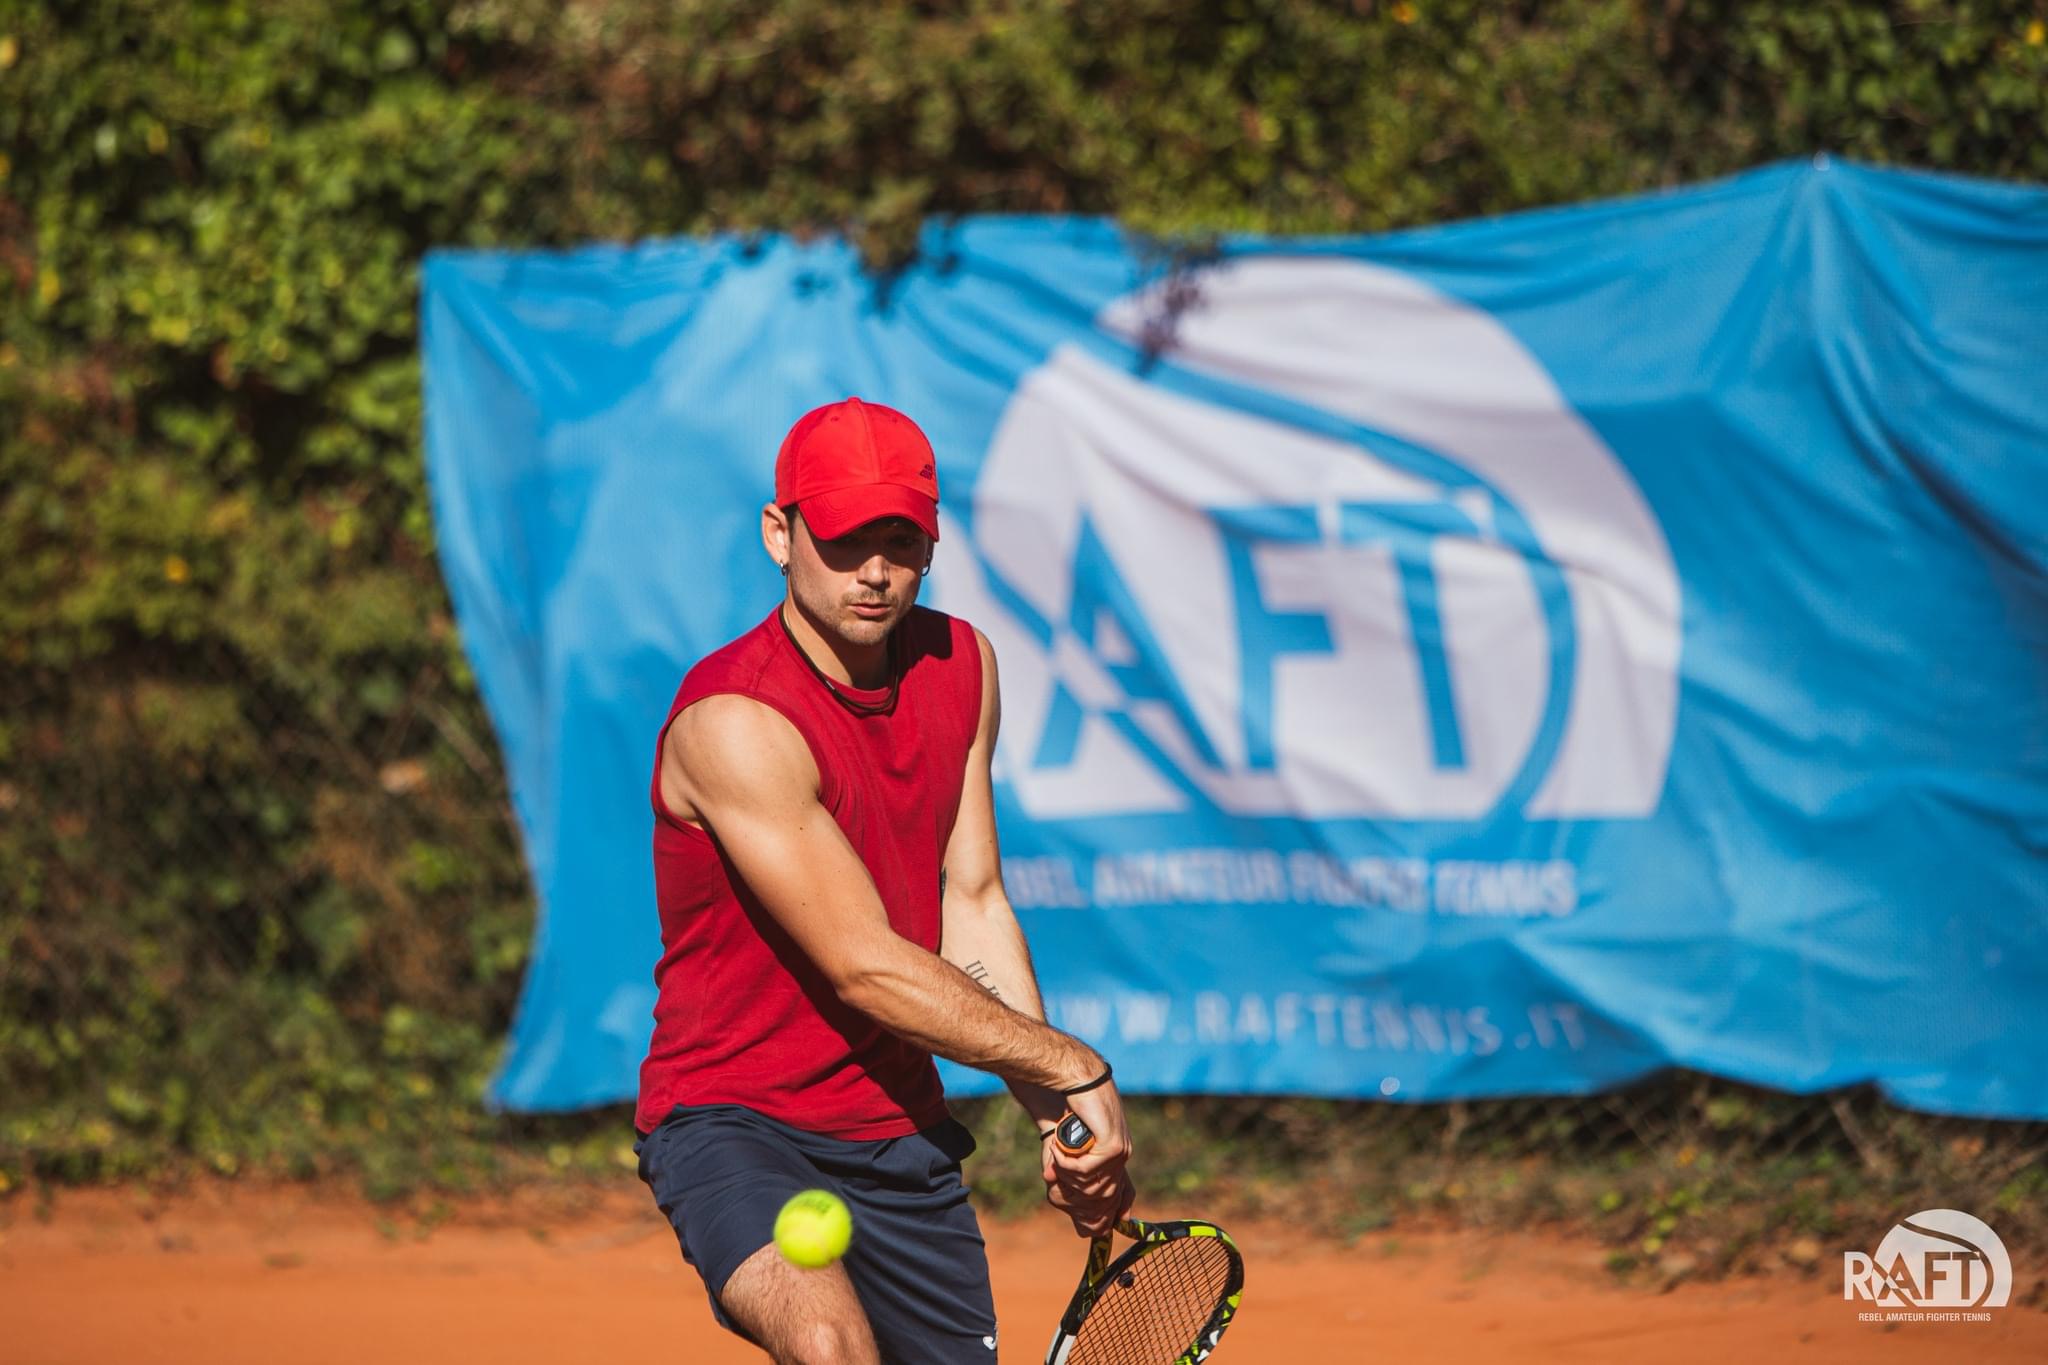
[774, 1189, 852, 1268]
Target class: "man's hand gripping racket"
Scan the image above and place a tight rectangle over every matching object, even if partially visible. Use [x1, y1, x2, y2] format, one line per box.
[1042, 1111, 1246, 1365]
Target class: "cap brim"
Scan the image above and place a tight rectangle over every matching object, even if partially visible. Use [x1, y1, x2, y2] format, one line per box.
[798, 484, 941, 543]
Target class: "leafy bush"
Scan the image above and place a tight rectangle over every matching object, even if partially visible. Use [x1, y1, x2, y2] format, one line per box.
[2, 0, 2045, 1192]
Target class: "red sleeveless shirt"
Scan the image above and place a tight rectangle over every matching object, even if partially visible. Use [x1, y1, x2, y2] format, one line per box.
[637, 605, 983, 1139]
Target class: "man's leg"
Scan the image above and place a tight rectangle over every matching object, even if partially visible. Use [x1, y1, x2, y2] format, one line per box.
[827, 1120, 1001, 1362]
[638, 1107, 878, 1361]
[638, 1106, 996, 1362]
[718, 1243, 881, 1365]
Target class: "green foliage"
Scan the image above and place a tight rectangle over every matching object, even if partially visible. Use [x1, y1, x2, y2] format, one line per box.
[2, 0, 2045, 1194]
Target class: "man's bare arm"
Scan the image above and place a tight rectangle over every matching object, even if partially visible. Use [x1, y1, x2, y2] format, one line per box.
[939, 629, 1069, 1130]
[663, 692, 1104, 1097]
[938, 630, 1135, 1236]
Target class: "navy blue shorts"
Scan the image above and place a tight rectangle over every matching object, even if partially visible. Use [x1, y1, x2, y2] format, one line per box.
[634, 1103, 1000, 1362]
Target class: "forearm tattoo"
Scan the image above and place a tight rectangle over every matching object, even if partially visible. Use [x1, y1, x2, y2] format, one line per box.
[963, 959, 1000, 1000]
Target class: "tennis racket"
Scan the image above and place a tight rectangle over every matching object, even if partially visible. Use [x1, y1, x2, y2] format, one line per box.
[1042, 1113, 1245, 1364]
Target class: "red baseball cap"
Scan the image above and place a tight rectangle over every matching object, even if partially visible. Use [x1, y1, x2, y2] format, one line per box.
[774, 397, 941, 542]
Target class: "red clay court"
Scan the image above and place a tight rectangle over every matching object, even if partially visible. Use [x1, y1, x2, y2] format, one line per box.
[6, 1185, 2043, 1364]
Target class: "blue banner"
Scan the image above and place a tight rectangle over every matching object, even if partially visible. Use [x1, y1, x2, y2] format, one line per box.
[422, 159, 2048, 1119]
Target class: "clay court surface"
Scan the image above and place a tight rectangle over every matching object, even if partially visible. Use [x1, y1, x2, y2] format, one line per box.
[4, 1184, 2042, 1363]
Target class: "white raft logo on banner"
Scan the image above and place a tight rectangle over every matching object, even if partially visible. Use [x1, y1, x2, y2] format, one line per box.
[935, 257, 1680, 824]
[1843, 1209, 2011, 1321]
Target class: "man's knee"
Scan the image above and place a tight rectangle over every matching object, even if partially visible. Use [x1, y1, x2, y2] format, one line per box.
[776, 1318, 879, 1365]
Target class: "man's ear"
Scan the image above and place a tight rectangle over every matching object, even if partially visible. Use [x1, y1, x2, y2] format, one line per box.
[761, 502, 793, 573]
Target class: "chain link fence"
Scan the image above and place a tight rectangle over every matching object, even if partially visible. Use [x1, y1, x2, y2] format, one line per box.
[958, 1079, 2047, 1280]
[3, 613, 2044, 1263]
[0, 567, 538, 1191]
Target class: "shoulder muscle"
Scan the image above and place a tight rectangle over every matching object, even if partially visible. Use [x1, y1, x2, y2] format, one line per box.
[663, 694, 818, 825]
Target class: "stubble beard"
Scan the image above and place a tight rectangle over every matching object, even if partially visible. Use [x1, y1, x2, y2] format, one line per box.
[793, 576, 917, 651]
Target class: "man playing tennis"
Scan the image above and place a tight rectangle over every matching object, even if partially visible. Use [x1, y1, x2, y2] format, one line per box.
[635, 396, 1136, 1364]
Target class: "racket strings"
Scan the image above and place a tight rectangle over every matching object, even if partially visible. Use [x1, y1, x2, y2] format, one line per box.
[1068, 1237, 1237, 1365]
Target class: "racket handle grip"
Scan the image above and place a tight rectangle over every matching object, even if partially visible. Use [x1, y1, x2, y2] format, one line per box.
[1050, 1110, 1095, 1157]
